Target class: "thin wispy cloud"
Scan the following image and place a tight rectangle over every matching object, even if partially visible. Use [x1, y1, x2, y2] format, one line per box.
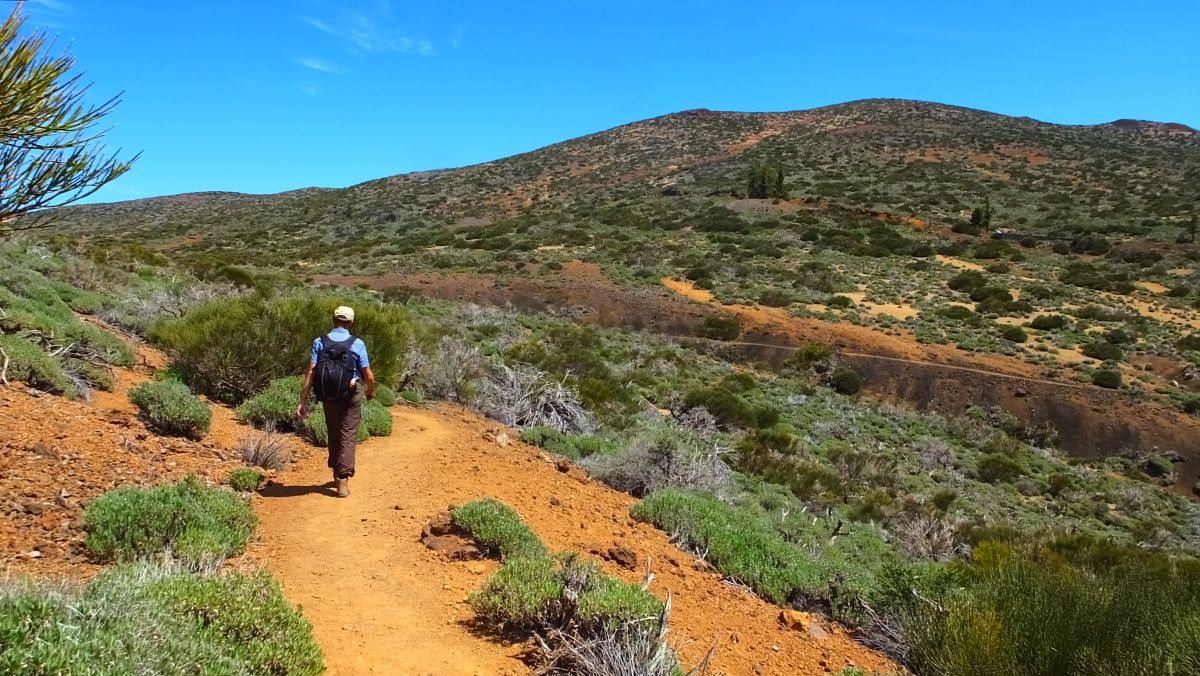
[302, 9, 434, 56]
[297, 57, 345, 74]
[22, 0, 77, 29]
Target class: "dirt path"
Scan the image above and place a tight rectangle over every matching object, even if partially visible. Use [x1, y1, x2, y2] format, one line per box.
[252, 405, 894, 676]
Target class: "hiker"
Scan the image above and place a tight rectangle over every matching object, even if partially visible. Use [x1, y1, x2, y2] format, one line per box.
[297, 305, 375, 498]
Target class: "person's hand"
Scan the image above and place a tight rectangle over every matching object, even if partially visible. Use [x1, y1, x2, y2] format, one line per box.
[297, 401, 309, 419]
[366, 387, 376, 401]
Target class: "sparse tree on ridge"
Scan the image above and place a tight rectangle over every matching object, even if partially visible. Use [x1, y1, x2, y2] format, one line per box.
[0, 3, 136, 235]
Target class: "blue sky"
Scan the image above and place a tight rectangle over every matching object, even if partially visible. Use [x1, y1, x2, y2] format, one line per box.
[19, 0, 1200, 203]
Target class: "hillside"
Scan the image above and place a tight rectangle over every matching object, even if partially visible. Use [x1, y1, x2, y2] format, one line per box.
[39, 98, 1200, 481]
[52, 99, 1200, 250]
[3, 222, 1200, 674]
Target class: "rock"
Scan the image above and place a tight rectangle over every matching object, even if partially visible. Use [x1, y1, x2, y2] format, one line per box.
[466, 562, 487, 575]
[421, 513, 482, 561]
[422, 512, 456, 538]
[24, 502, 45, 516]
[555, 459, 571, 473]
[1014, 386, 1029, 398]
[779, 609, 807, 631]
[807, 621, 829, 640]
[549, 496, 562, 507]
[605, 545, 639, 570]
[422, 534, 482, 561]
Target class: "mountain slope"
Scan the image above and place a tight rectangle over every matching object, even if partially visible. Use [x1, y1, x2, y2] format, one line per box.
[51, 98, 1199, 259]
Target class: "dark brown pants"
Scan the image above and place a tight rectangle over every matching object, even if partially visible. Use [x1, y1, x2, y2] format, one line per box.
[322, 392, 361, 479]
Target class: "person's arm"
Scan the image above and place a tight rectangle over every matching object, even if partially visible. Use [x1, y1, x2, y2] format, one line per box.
[297, 362, 316, 418]
[362, 367, 376, 400]
[298, 337, 320, 418]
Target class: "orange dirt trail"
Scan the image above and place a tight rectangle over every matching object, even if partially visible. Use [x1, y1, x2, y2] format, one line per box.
[252, 405, 893, 676]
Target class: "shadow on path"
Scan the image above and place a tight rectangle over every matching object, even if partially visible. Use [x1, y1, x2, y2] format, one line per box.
[259, 481, 337, 498]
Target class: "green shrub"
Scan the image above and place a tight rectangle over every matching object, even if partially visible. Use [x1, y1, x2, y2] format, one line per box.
[935, 305, 976, 320]
[452, 499, 549, 560]
[228, 468, 264, 492]
[948, 270, 987, 292]
[128, 380, 211, 439]
[999, 325, 1027, 343]
[828, 294, 855, 308]
[520, 426, 618, 459]
[1177, 334, 1200, 352]
[0, 564, 322, 675]
[0, 334, 77, 397]
[468, 556, 562, 628]
[829, 366, 863, 395]
[1029, 314, 1069, 331]
[976, 453, 1023, 484]
[785, 342, 834, 371]
[694, 315, 740, 341]
[1081, 341, 1123, 362]
[152, 293, 411, 404]
[1092, 369, 1122, 389]
[236, 375, 302, 429]
[84, 476, 257, 565]
[632, 489, 894, 624]
[683, 387, 778, 429]
[902, 542, 1200, 676]
[301, 398, 391, 446]
[374, 383, 397, 407]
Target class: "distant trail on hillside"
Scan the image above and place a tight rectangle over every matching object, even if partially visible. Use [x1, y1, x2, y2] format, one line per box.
[252, 405, 894, 675]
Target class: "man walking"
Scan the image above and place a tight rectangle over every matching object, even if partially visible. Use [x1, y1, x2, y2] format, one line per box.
[297, 305, 375, 498]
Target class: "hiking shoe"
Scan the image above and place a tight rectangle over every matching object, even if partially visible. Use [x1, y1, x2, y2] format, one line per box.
[336, 478, 349, 498]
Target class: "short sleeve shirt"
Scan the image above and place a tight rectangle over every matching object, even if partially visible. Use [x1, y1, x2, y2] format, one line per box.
[311, 327, 369, 379]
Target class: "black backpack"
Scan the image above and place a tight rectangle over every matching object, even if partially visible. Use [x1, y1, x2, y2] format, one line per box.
[313, 334, 358, 402]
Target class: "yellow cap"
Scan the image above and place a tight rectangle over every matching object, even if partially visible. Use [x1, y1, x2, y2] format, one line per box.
[333, 306, 355, 322]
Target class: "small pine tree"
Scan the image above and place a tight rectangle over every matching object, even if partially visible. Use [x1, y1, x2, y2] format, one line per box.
[970, 208, 984, 228]
[982, 195, 993, 228]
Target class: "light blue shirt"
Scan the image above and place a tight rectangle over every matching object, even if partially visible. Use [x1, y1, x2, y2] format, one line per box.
[311, 327, 369, 379]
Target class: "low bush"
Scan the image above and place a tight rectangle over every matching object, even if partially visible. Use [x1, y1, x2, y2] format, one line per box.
[361, 398, 393, 437]
[785, 342, 834, 371]
[374, 383, 397, 407]
[228, 468, 264, 492]
[0, 334, 77, 397]
[520, 426, 617, 459]
[999, 325, 1027, 343]
[0, 563, 322, 675]
[1029, 314, 1069, 331]
[236, 375, 302, 430]
[1092, 369, 1122, 389]
[1081, 341, 1123, 362]
[828, 294, 856, 309]
[458, 499, 675, 673]
[975, 453, 1024, 484]
[935, 305, 975, 320]
[302, 398, 392, 446]
[84, 476, 257, 566]
[238, 430, 291, 470]
[632, 489, 894, 624]
[1072, 304, 1131, 322]
[476, 362, 597, 435]
[128, 380, 211, 439]
[829, 366, 863, 395]
[452, 499, 549, 560]
[901, 541, 1200, 676]
[683, 387, 778, 429]
[1177, 334, 1200, 352]
[694, 315, 740, 341]
[152, 293, 411, 404]
[583, 421, 734, 498]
